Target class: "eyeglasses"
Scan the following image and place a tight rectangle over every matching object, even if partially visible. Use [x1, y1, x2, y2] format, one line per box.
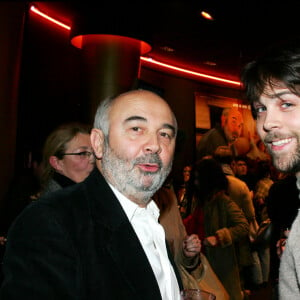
[62, 151, 94, 160]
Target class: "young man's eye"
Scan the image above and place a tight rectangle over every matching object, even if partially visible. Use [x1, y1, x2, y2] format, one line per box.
[281, 102, 293, 108]
[255, 106, 266, 114]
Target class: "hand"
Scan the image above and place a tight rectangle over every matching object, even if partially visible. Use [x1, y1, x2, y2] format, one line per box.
[276, 238, 286, 258]
[203, 235, 218, 247]
[183, 234, 201, 258]
[0, 236, 7, 246]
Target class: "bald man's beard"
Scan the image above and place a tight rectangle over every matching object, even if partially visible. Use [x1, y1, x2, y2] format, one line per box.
[100, 139, 172, 205]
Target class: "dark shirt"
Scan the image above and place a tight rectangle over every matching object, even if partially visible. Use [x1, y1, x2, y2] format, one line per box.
[41, 173, 76, 196]
[267, 174, 299, 233]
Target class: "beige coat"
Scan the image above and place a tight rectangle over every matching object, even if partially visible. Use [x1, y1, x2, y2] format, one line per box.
[154, 185, 229, 300]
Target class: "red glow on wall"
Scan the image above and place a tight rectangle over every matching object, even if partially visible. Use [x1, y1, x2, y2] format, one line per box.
[29, 5, 241, 88]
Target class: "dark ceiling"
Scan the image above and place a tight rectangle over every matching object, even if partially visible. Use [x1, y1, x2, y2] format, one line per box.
[33, 1, 300, 82]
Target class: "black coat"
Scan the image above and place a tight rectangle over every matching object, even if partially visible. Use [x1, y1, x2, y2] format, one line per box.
[0, 168, 182, 299]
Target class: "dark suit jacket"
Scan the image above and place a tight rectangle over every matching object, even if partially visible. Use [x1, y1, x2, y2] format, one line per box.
[0, 168, 182, 299]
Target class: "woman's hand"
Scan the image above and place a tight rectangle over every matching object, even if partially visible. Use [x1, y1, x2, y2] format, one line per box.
[183, 234, 201, 258]
[203, 235, 218, 247]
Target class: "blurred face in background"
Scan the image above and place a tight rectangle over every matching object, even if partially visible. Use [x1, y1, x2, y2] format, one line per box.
[234, 160, 248, 176]
[183, 165, 192, 182]
[223, 109, 244, 144]
[54, 133, 95, 182]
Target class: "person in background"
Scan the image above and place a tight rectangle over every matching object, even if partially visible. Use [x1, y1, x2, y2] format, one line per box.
[0, 122, 94, 252]
[250, 160, 274, 290]
[153, 177, 201, 280]
[266, 173, 300, 299]
[196, 107, 244, 160]
[232, 155, 257, 193]
[40, 122, 95, 196]
[241, 39, 300, 299]
[175, 164, 195, 218]
[184, 158, 249, 300]
[0, 123, 94, 285]
[153, 176, 229, 300]
[253, 160, 274, 224]
[214, 147, 259, 295]
[0, 89, 183, 299]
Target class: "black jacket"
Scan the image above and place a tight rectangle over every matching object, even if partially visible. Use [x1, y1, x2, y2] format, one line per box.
[0, 168, 182, 299]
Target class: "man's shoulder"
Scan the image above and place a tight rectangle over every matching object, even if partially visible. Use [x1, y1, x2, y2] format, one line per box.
[197, 126, 227, 158]
[27, 169, 104, 214]
[227, 174, 243, 183]
[200, 126, 224, 140]
[7, 169, 110, 233]
[227, 175, 251, 192]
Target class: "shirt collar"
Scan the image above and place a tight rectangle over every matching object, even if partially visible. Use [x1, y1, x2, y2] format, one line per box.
[296, 174, 300, 193]
[108, 183, 160, 222]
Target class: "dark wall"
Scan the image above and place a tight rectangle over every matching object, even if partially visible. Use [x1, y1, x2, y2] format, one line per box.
[18, 7, 242, 182]
[1, 3, 242, 207]
[16, 6, 86, 169]
[0, 2, 26, 209]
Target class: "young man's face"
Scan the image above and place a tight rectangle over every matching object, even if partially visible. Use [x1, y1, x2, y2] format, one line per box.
[254, 84, 300, 174]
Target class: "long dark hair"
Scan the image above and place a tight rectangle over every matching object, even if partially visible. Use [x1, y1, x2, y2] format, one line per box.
[194, 158, 228, 206]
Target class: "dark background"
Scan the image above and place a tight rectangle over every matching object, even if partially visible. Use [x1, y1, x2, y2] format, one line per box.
[1, 1, 300, 207]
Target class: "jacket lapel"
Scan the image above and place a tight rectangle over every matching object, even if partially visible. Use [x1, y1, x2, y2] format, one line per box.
[86, 169, 162, 299]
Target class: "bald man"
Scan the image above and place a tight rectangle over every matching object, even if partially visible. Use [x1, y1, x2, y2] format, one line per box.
[1, 90, 184, 300]
[197, 107, 244, 160]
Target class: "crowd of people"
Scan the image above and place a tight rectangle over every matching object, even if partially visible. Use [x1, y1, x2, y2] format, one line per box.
[1, 39, 300, 300]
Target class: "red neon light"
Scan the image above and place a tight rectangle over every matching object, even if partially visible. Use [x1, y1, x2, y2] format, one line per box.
[141, 57, 240, 87]
[29, 5, 241, 88]
[30, 5, 71, 31]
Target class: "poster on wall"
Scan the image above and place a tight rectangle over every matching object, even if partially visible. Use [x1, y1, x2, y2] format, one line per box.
[195, 92, 270, 161]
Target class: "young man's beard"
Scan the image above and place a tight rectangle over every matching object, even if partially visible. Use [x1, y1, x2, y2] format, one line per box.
[270, 149, 300, 174]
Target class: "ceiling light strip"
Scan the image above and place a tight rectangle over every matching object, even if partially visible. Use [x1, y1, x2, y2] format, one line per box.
[29, 5, 241, 88]
[140, 57, 241, 87]
[30, 5, 71, 30]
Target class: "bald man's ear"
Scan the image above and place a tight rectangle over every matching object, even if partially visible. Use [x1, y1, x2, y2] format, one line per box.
[91, 128, 105, 160]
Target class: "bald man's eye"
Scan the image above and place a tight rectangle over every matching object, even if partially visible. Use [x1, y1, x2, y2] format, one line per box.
[159, 130, 175, 140]
[132, 127, 141, 132]
[161, 132, 170, 139]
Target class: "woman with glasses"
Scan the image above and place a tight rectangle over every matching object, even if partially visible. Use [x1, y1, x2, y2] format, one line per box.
[40, 122, 95, 196]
